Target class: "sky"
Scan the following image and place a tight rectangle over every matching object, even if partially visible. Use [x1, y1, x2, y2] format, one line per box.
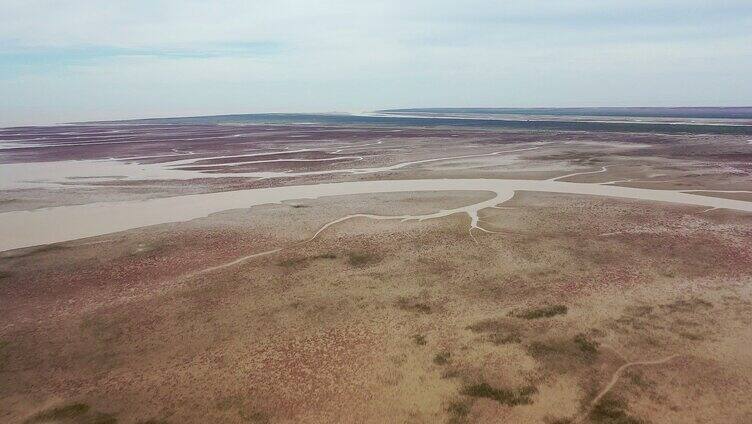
[1, 0, 751, 126]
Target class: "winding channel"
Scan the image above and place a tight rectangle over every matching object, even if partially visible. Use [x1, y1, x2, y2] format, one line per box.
[2, 178, 752, 252]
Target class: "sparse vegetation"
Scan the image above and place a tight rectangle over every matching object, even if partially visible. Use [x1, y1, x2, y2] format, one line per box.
[90, 413, 118, 424]
[462, 383, 537, 406]
[441, 369, 460, 379]
[239, 410, 269, 423]
[625, 305, 653, 316]
[527, 335, 601, 364]
[80, 315, 123, 344]
[488, 333, 522, 345]
[514, 305, 568, 319]
[277, 257, 303, 267]
[544, 417, 573, 424]
[24, 403, 90, 423]
[412, 334, 427, 345]
[660, 298, 712, 313]
[527, 341, 559, 357]
[396, 297, 432, 314]
[3, 243, 66, 259]
[615, 297, 716, 344]
[679, 331, 704, 341]
[0, 340, 8, 369]
[129, 243, 166, 256]
[466, 318, 522, 344]
[625, 370, 651, 390]
[447, 400, 470, 423]
[573, 333, 599, 355]
[543, 418, 574, 424]
[433, 350, 451, 365]
[590, 395, 645, 424]
[447, 401, 469, 416]
[347, 251, 379, 266]
[277, 252, 337, 267]
[215, 395, 264, 420]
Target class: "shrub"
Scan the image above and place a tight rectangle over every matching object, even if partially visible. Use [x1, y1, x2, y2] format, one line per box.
[514, 305, 568, 319]
[462, 383, 537, 406]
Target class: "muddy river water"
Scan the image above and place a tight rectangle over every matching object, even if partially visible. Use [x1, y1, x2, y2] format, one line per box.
[2, 178, 751, 252]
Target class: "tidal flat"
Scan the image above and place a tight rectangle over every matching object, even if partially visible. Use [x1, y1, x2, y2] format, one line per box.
[1, 121, 751, 423]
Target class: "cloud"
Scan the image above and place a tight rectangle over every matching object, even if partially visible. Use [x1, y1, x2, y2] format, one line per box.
[0, 42, 285, 75]
[1, 1, 751, 125]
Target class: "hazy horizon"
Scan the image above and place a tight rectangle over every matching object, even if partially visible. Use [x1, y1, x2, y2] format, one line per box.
[2, 1, 752, 126]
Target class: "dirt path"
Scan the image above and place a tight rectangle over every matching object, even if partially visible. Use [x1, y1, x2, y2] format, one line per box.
[575, 352, 679, 423]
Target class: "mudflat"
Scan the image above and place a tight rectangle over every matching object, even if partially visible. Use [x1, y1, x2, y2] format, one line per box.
[1, 122, 751, 423]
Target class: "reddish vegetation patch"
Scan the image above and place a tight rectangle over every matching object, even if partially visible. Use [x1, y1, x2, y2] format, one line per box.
[245, 324, 380, 418]
[0, 229, 277, 324]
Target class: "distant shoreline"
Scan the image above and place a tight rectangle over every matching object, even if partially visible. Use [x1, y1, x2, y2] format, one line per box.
[82, 109, 752, 136]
